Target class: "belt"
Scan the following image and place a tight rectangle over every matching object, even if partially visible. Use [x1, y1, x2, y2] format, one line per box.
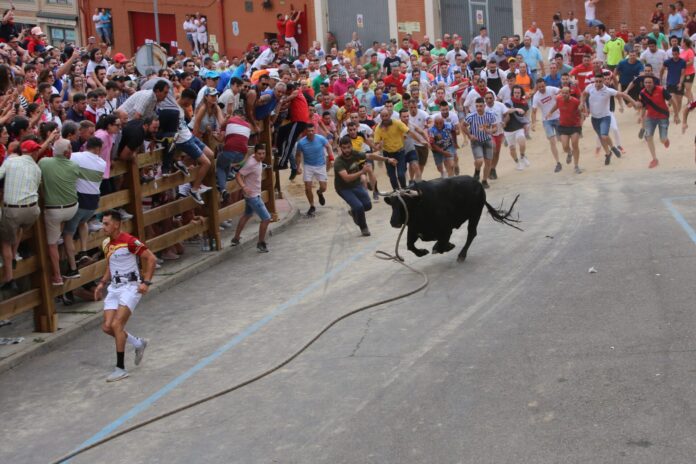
[45, 202, 77, 210]
[4, 202, 37, 208]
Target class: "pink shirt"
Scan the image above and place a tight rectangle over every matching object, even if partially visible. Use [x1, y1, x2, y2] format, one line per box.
[239, 155, 262, 198]
[680, 47, 695, 75]
[332, 78, 356, 97]
[94, 129, 114, 178]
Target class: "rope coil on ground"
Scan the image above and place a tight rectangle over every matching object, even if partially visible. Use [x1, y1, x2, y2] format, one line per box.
[50, 192, 427, 464]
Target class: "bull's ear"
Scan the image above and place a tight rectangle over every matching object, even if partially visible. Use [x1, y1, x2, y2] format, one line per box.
[384, 196, 392, 205]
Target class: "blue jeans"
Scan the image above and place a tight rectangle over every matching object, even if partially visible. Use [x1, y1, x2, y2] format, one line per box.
[591, 116, 611, 137]
[216, 150, 245, 191]
[244, 195, 271, 221]
[644, 117, 669, 141]
[384, 149, 407, 190]
[337, 186, 372, 229]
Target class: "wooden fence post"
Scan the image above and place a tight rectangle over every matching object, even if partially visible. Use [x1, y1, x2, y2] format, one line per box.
[127, 155, 146, 241]
[206, 147, 222, 250]
[262, 119, 278, 221]
[31, 217, 56, 332]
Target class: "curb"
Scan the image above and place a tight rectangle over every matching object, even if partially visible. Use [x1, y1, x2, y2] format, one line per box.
[0, 198, 299, 375]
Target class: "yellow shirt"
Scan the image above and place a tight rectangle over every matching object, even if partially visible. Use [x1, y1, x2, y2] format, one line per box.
[374, 119, 409, 153]
[350, 134, 366, 152]
[343, 49, 357, 66]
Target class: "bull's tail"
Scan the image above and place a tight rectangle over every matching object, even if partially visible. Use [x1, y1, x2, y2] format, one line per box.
[484, 195, 523, 231]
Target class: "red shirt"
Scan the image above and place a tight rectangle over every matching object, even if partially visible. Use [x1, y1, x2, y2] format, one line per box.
[289, 91, 310, 123]
[570, 44, 594, 67]
[616, 31, 630, 42]
[223, 116, 251, 153]
[285, 19, 296, 38]
[276, 19, 286, 44]
[556, 95, 582, 127]
[383, 73, 405, 94]
[640, 86, 671, 120]
[570, 63, 594, 91]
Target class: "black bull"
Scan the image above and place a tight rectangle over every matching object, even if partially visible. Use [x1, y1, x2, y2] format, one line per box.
[384, 176, 521, 261]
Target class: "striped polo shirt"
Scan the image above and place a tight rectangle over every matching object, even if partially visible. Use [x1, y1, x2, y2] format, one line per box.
[71, 151, 107, 210]
[464, 111, 496, 142]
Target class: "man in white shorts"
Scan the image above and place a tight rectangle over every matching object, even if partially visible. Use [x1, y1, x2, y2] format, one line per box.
[484, 91, 508, 180]
[296, 125, 332, 216]
[95, 210, 156, 382]
[531, 79, 563, 172]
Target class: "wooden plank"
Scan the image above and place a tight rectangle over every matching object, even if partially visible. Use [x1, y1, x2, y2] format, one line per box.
[11, 256, 39, 280]
[30, 212, 56, 332]
[85, 221, 133, 251]
[261, 120, 278, 220]
[109, 160, 129, 177]
[0, 289, 41, 321]
[136, 149, 164, 168]
[205, 154, 222, 251]
[146, 219, 209, 253]
[96, 190, 131, 213]
[218, 191, 269, 223]
[144, 196, 198, 227]
[127, 157, 146, 241]
[141, 167, 200, 197]
[52, 260, 107, 295]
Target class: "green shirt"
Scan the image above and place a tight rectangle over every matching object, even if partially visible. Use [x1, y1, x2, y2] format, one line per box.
[38, 156, 82, 206]
[431, 47, 448, 57]
[363, 62, 381, 79]
[604, 38, 626, 66]
[648, 32, 669, 50]
[312, 74, 328, 94]
[333, 151, 366, 191]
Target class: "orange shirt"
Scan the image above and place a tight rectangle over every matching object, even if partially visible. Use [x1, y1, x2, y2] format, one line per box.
[514, 74, 532, 94]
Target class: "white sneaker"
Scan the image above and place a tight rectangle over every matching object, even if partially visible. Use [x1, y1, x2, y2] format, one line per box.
[106, 367, 129, 382]
[116, 208, 134, 221]
[222, 220, 233, 228]
[197, 184, 213, 194]
[14, 253, 22, 262]
[134, 339, 148, 366]
[521, 156, 530, 167]
[88, 220, 103, 232]
[516, 160, 525, 171]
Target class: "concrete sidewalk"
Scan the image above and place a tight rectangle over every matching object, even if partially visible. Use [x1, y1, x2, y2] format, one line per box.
[0, 197, 298, 375]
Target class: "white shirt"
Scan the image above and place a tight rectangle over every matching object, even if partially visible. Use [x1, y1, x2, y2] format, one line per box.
[463, 87, 494, 114]
[183, 20, 195, 34]
[497, 85, 514, 104]
[587, 85, 617, 119]
[564, 18, 579, 39]
[397, 48, 411, 62]
[548, 44, 572, 64]
[339, 123, 373, 137]
[471, 36, 491, 55]
[641, 48, 668, 75]
[485, 101, 507, 135]
[251, 48, 275, 69]
[373, 110, 401, 123]
[594, 33, 611, 62]
[585, 0, 596, 20]
[524, 29, 545, 48]
[408, 108, 431, 131]
[219, 88, 241, 113]
[446, 49, 468, 66]
[440, 111, 459, 127]
[532, 86, 560, 120]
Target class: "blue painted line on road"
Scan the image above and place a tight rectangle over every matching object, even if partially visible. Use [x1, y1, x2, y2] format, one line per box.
[74, 241, 380, 453]
[663, 196, 696, 245]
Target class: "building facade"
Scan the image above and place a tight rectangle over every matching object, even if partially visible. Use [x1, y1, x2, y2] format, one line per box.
[78, 0, 666, 59]
[9, 0, 81, 46]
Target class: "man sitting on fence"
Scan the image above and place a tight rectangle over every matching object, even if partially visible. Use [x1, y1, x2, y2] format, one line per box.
[230, 144, 271, 253]
[0, 139, 45, 291]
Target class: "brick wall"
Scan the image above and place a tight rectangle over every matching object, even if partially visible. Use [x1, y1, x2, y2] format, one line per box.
[397, 0, 428, 41]
[522, 0, 658, 41]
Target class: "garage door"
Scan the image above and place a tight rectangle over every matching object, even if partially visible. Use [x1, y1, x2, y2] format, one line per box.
[129, 11, 177, 54]
[440, 0, 513, 47]
[328, 0, 389, 50]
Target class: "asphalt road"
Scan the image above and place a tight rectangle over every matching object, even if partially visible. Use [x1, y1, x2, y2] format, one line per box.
[2, 168, 696, 464]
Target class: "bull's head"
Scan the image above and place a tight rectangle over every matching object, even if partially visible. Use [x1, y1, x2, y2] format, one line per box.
[383, 189, 420, 228]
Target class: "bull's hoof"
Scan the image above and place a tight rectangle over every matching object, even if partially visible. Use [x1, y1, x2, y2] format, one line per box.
[411, 248, 429, 257]
[457, 254, 467, 262]
[433, 242, 456, 254]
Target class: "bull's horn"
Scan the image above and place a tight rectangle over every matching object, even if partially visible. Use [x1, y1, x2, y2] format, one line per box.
[402, 189, 420, 198]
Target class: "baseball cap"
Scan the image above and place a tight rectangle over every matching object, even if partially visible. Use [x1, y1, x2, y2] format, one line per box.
[113, 52, 128, 63]
[53, 138, 71, 157]
[204, 70, 220, 79]
[577, 36, 585, 41]
[30, 26, 44, 36]
[268, 69, 281, 81]
[203, 87, 219, 97]
[20, 140, 42, 153]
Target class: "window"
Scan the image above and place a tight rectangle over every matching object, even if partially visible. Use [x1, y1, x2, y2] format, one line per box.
[49, 26, 76, 46]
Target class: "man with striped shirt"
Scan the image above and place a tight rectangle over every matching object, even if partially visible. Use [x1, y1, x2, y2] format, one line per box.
[463, 97, 497, 189]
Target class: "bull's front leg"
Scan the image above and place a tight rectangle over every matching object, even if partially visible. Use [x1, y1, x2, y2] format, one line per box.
[407, 227, 429, 257]
[432, 230, 455, 254]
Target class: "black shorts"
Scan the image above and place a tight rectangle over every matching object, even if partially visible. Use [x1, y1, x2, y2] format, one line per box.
[686, 73, 695, 84]
[667, 84, 684, 96]
[557, 125, 582, 136]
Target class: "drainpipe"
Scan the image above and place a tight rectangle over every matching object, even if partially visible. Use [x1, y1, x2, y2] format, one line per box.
[218, 0, 228, 57]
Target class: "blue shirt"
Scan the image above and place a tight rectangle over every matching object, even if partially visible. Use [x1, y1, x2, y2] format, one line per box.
[517, 46, 543, 71]
[464, 111, 496, 142]
[296, 134, 329, 167]
[616, 59, 644, 87]
[663, 58, 686, 85]
[668, 13, 684, 38]
[544, 73, 562, 87]
[254, 89, 277, 120]
[429, 123, 455, 152]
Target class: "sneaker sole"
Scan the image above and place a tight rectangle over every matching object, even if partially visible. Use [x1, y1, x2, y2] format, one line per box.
[134, 340, 148, 366]
[106, 372, 129, 382]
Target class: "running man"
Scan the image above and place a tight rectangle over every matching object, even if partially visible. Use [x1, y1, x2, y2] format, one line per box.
[483, 91, 507, 180]
[636, 75, 673, 168]
[503, 85, 531, 171]
[463, 97, 497, 188]
[296, 125, 332, 216]
[399, 109, 427, 186]
[95, 210, 157, 382]
[531, 79, 562, 172]
[548, 86, 584, 173]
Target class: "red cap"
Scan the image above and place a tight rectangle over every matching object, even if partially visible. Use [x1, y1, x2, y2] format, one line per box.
[113, 53, 128, 63]
[20, 140, 42, 153]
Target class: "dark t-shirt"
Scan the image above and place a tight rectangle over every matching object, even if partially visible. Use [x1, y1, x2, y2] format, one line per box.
[383, 57, 402, 75]
[663, 58, 686, 85]
[503, 101, 529, 132]
[333, 151, 366, 191]
[66, 108, 86, 123]
[118, 119, 146, 153]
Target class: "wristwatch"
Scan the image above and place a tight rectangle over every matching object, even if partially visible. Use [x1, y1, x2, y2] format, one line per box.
[141, 280, 152, 286]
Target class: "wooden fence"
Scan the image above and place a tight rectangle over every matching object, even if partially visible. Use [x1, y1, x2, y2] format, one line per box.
[0, 124, 277, 332]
